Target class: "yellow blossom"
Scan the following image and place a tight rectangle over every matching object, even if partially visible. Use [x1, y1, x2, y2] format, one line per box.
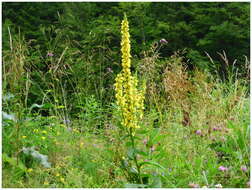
[114, 14, 145, 131]
[22, 136, 27, 139]
[60, 177, 65, 183]
[27, 168, 33, 173]
[42, 130, 47, 134]
[44, 181, 49, 185]
[41, 136, 46, 140]
[33, 129, 39, 133]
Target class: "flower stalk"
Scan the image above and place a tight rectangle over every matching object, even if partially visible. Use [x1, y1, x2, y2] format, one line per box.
[114, 14, 145, 184]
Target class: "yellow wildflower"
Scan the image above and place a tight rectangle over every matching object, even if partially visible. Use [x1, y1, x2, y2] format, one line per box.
[33, 129, 39, 133]
[44, 181, 49, 185]
[80, 142, 84, 147]
[55, 173, 60, 177]
[27, 168, 33, 173]
[114, 14, 145, 131]
[41, 136, 46, 140]
[22, 136, 27, 139]
[42, 130, 47, 134]
[60, 177, 65, 183]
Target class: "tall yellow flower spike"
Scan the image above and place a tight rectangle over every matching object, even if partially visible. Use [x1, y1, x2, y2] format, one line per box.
[115, 14, 145, 131]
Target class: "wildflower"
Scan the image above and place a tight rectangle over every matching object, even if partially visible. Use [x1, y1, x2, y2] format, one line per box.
[188, 183, 199, 188]
[143, 139, 148, 145]
[241, 165, 247, 172]
[27, 168, 33, 173]
[195, 130, 201, 135]
[160, 38, 168, 44]
[213, 127, 218, 131]
[22, 136, 27, 139]
[41, 136, 46, 140]
[114, 14, 145, 131]
[215, 184, 223, 188]
[150, 146, 155, 152]
[42, 130, 47, 134]
[80, 142, 84, 147]
[60, 177, 65, 183]
[55, 173, 60, 177]
[44, 181, 49, 185]
[47, 52, 54, 57]
[218, 166, 228, 172]
[107, 67, 113, 73]
[33, 129, 39, 133]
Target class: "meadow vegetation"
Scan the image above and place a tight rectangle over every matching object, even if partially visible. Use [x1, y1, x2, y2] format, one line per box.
[2, 2, 250, 188]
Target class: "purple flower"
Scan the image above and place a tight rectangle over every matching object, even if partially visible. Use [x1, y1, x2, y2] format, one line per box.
[47, 52, 54, 57]
[195, 130, 202, 135]
[241, 165, 247, 172]
[213, 127, 218, 131]
[218, 166, 228, 172]
[159, 38, 168, 44]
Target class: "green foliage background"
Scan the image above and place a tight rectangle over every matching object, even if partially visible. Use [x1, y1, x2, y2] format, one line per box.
[3, 2, 250, 110]
[2, 2, 250, 188]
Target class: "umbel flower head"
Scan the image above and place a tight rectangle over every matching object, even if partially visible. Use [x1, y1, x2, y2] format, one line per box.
[114, 14, 145, 130]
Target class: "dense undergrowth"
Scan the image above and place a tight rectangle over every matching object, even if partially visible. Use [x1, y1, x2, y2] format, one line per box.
[2, 10, 250, 188]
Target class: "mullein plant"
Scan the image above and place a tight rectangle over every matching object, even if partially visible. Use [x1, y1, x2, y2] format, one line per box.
[114, 14, 146, 184]
[115, 15, 167, 188]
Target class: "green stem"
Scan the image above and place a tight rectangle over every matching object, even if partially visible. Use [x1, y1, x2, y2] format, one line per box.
[129, 128, 143, 184]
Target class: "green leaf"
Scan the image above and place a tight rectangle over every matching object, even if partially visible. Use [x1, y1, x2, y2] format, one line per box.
[127, 148, 135, 160]
[139, 161, 166, 170]
[124, 183, 148, 188]
[125, 141, 133, 147]
[135, 149, 148, 156]
[150, 128, 160, 140]
[137, 129, 149, 134]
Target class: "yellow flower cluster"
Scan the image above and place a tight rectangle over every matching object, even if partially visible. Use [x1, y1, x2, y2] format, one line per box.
[114, 15, 145, 130]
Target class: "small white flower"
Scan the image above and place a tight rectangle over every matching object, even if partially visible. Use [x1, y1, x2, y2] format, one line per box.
[215, 184, 223, 188]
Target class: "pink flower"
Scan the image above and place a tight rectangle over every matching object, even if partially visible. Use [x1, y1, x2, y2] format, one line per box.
[195, 130, 202, 135]
[143, 139, 148, 145]
[188, 183, 199, 188]
[241, 165, 247, 172]
[218, 166, 228, 172]
[159, 38, 168, 44]
[47, 52, 54, 57]
[150, 146, 155, 152]
[213, 127, 218, 131]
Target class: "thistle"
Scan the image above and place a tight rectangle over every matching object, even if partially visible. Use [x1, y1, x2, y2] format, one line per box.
[114, 14, 145, 131]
